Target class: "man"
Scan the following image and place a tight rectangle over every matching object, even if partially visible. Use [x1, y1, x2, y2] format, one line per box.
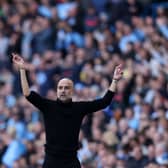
[12, 53, 123, 168]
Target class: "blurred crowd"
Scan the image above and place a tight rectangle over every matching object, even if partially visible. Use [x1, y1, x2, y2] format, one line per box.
[0, 0, 168, 167]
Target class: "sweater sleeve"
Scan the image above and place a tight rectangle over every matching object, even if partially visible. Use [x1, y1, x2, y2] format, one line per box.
[25, 91, 47, 112]
[79, 90, 115, 115]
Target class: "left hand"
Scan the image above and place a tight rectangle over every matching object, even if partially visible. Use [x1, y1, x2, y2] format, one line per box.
[113, 64, 123, 81]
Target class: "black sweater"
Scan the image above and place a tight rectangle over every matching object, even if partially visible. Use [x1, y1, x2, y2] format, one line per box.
[26, 90, 115, 157]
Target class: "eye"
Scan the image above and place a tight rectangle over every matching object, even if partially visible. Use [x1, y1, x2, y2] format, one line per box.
[65, 86, 70, 89]
[58, 86, 63, 89]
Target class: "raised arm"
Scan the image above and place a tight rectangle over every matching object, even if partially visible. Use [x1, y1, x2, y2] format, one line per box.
[79, 64, 123, 115]
[12, 53, 30, 97]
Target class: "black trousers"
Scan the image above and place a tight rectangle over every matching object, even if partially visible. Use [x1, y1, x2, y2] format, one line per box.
[42, 153, 81, 168]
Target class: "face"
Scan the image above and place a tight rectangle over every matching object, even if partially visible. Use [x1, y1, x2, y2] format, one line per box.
[57, 78, 73, 102]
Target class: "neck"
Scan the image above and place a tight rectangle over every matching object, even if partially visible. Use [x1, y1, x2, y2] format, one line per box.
[57, 98, 72, 103]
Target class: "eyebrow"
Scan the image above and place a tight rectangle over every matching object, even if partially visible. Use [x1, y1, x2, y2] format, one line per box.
[58, 85, 71, 88]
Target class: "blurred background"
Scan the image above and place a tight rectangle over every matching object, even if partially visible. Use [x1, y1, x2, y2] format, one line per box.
[0, 0, 168, 168]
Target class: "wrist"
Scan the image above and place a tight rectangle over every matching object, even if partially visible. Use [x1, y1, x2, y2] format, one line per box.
[20, 67, 25, 70]
[112, 79, 118, 83]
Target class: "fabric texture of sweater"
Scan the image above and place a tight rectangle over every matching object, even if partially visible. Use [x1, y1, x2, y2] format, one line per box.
[26, 90, 115, 157]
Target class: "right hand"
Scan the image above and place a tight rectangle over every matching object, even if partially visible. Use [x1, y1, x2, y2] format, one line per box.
[12, 53, 25, 70]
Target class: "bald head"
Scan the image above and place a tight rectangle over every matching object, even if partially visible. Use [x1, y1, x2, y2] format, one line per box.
[57, 78, 74, 102]
[58, 78, 74, 88]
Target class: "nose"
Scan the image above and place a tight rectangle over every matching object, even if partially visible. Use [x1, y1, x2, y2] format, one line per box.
[62, 88, 66, 93]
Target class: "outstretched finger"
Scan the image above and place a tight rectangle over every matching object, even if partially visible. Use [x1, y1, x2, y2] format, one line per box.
[116, 66, 122, 73]
[117, 64, 123, 69]
[11, 53, 15, 56]
[11, 53, 17, 60]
